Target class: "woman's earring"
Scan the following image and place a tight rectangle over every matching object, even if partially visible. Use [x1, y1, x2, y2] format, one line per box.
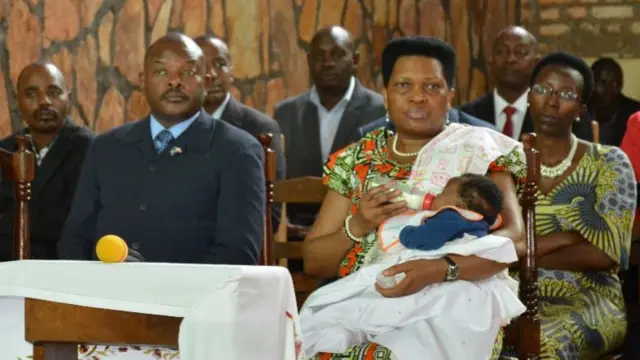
[575, 116, 580, 122]
[445, 112, 450, 125]
[527, 102, 530, 108]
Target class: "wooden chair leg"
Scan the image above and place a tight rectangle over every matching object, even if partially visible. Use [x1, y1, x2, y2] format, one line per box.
[33, 343, 78, 360]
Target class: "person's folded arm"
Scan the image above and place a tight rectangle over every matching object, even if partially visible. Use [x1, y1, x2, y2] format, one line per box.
[204, 141, 265, 265]
[538, 147, 637, 272]
[537, 239, 616, 272]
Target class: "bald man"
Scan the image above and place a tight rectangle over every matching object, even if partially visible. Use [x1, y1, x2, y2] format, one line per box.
[58, 32, 265, 265]
[0, 62, 94, 261]
[274, 26, 385, 226]
[460, 26, 539, 140]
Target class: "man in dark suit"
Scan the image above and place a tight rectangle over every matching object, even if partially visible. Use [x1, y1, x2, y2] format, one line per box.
[0, 62, 93, 261]
[356, 108, 494, 139]
[194, 35, 284, 227]
[193, 35, 285, 180]
[460, 26, 539, 140]
[58, 33, 265, 265]
[274, 26, 385, 225]
[580, 57, 640, 146]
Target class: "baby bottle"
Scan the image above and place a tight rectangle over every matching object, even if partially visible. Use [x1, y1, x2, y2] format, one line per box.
[369, 176, 434, 210]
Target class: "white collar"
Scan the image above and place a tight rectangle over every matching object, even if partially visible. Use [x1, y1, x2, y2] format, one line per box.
[309, 76, 356, 109]
[494, 88, 529, 114]
[211, 92, 232, 119]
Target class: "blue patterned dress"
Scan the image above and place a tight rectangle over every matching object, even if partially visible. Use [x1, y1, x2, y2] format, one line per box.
[503, 143, 636, 360]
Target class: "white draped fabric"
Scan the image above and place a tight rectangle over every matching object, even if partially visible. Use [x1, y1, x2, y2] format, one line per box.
[300, 234, 525, 360]
[0, 260, 303, 360]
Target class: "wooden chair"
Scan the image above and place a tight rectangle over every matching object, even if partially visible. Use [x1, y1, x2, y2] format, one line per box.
[3, 134, 36, 259]
[500, 134, 541, 360]
[259, 134, 326, 307]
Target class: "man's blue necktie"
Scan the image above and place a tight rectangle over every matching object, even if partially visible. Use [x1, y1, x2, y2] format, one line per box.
[154, 129, 174, 154]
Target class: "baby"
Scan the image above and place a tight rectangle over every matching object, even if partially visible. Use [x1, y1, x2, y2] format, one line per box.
[371, 174, 503, 288]
[399, 173, 503, 251]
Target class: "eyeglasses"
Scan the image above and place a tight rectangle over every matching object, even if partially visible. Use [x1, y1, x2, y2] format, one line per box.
[531, 84, 580, 102]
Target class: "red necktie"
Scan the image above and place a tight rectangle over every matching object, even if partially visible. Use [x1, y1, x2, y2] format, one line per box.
[502, 106, 517, 138]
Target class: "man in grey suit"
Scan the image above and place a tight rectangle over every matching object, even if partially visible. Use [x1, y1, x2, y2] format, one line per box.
[274, 26, 385, 226]
[58, 33, 265, 265]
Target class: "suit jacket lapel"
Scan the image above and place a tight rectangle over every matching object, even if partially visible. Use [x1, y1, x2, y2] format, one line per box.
[522, 110, 534, 134]
[484, 93, 497, 125]
[121, 116, 156, 160]
[31, 119, 78, 202]
[330, 81, 367, 153]
[220, 98, 244, 129]
[159, 111, 215, 159]
[301, 93, 323, 172]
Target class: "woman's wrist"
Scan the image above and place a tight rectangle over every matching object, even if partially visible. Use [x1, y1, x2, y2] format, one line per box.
[348, 214, 371, 238]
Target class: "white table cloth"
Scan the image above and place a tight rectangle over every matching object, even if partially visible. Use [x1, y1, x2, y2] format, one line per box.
[0, 260, 303, 360]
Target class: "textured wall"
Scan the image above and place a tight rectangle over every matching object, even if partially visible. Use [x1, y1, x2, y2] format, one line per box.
[0, 0, 519, 137]
[522, 0, 640, 57]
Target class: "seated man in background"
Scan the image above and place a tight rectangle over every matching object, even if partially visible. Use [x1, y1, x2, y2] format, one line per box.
[194, 34, 284, 227]
[459, 26, 538, 140]
[194, 35, 285, 180]
[57, 32, 265, 265]
[0, 62, 94, 262]
[579, 58, 640, 146]
[274, 26, 386, 227]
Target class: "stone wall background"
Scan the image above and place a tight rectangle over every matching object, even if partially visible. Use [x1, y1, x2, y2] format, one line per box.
[522, 0, 640, 106]
[522, 0, 640, 58]
[0, 0, 519, 137]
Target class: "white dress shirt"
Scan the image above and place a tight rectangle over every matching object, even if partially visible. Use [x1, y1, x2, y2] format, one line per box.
[211, 92, 232, 119]
[493, 89, 529, 140]
[309, 76, 356, 162]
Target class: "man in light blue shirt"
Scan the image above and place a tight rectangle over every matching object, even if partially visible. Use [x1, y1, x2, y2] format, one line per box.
[58, 33, 266, 265]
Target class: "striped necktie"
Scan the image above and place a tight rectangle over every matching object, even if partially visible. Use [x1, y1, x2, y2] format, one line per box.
[154, 130, 174, 154]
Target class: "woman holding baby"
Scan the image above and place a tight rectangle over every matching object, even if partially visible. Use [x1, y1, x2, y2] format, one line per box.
[302, 36, 636, 360]
[302, 36, 528, 360]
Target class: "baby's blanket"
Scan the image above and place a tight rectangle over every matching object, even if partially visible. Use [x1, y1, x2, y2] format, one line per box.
[300, 234, 525, 360]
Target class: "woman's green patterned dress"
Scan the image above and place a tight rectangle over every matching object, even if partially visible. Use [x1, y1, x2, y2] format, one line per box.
[502, 143, 636, 360]
[313, 128, 527, 360]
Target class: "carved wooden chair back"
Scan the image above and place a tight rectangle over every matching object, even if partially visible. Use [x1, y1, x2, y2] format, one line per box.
[3, 135, 36, 260]
[259, 134, 327, 307]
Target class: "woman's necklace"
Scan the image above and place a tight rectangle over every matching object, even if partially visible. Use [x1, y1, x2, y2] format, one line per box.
[392, 135, 419, 157]
[541, 134, 578, 179]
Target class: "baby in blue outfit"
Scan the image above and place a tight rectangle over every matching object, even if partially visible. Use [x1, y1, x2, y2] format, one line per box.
[399, 174, 503, 251]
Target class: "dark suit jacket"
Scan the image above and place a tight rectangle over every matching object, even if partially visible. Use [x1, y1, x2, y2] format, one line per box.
[220, 97, 286, 181]
[219, 97, 285, 228]
[274, 80, 386, 179]
[57, 112, 265, 265]
[357, 108, 495, 138]
[0, 119, 94, 261]
[274, 80, 386, 225]
[459, 93, 535, 136]
[578, 94, 640, 146]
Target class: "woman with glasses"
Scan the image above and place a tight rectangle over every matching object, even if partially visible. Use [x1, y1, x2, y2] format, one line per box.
[502, 52, 637, 359]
